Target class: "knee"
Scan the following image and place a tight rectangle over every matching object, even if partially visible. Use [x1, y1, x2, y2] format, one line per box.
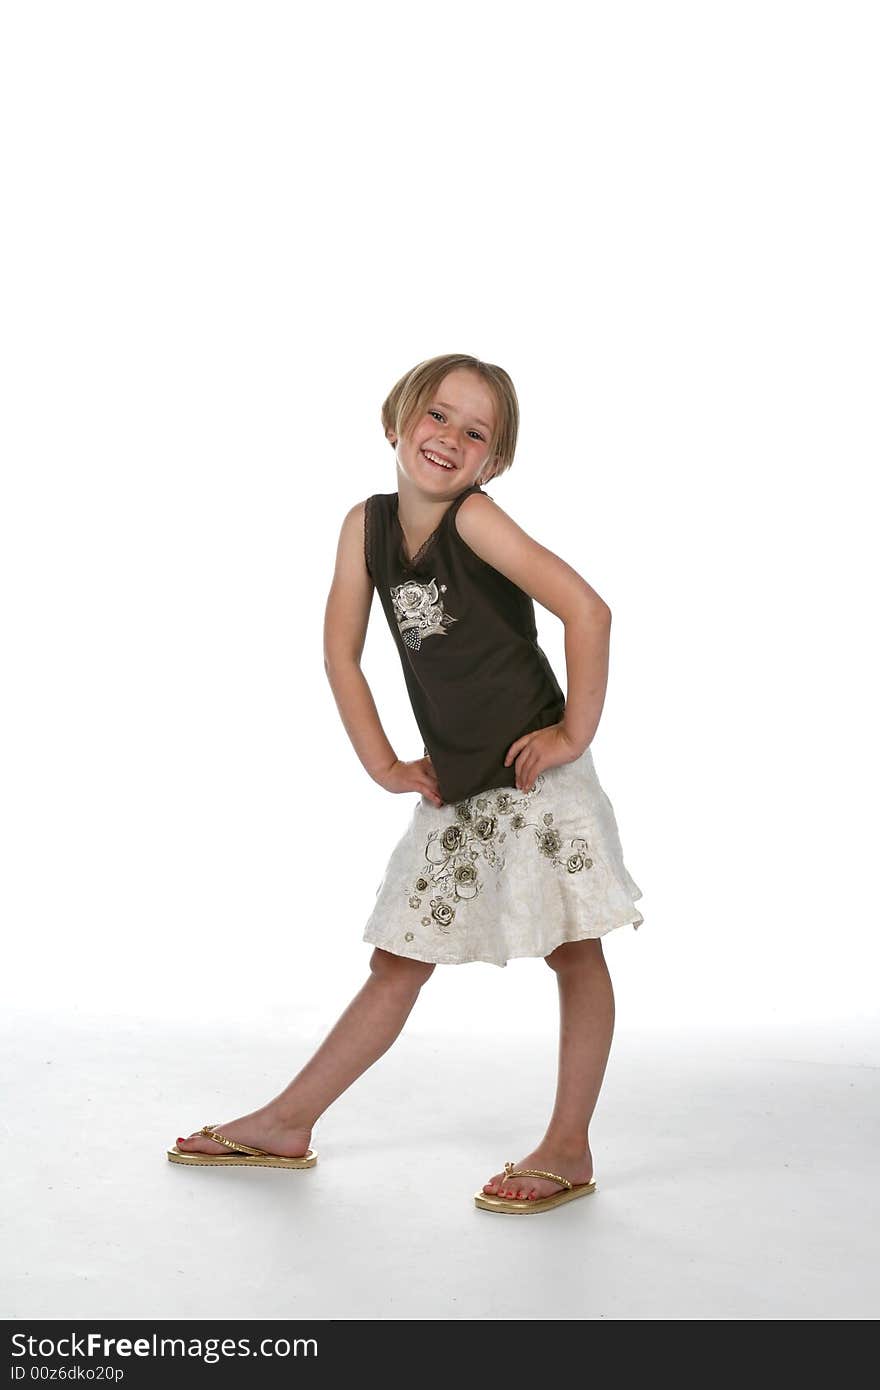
[369, 946, 436, 989]
[544, 937, 605, 973]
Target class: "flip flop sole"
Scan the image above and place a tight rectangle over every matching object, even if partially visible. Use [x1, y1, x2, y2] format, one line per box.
[166, 1146, 317, 1169]
[473, 1181, 596, 1213]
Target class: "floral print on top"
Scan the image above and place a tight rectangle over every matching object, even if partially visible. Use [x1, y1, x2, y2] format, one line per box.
[390, 577, 457, 652]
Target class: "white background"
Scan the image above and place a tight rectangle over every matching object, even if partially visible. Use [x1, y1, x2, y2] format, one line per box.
[2, 0, 877, 1045]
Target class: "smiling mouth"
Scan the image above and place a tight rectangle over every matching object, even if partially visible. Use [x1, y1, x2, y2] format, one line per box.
[421, 448, 456, 471]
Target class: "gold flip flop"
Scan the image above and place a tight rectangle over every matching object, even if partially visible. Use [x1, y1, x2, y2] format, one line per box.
[474, 1160, 596, 1214]
[166, 1123, 318, 1169]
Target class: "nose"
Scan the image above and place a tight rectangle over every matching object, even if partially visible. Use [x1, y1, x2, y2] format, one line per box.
[439, 428, 462, 453]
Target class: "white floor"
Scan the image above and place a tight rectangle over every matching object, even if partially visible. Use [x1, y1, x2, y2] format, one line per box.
[3, 1015, 878, 1321]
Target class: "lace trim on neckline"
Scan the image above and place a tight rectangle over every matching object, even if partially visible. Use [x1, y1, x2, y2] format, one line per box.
[394, 484, 482, 572]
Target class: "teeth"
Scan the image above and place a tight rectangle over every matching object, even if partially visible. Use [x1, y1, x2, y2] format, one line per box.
[423, 449, 454, 469]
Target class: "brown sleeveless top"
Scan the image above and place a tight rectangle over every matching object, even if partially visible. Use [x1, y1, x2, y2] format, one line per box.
[363, 483, 566, 805]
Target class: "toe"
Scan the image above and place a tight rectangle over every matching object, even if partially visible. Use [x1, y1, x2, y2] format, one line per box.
[176, 1130, 221, 1154]
[483, 1172, 504, 1194]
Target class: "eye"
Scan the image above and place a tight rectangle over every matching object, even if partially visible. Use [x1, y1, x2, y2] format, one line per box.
[428, 409, 485, 441]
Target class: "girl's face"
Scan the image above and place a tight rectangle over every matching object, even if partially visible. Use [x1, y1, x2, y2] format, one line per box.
[389, 369, 498, 494]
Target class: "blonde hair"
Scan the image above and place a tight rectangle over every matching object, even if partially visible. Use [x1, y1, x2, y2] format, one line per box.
[380, 353, 519, 485]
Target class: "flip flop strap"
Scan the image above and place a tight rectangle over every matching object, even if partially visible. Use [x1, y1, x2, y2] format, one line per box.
[504, 1160, 573, 1190]
[200, 1124, 269, 1157]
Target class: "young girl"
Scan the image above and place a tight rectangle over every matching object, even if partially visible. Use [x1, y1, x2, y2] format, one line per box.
[168, 353, 644, 1215]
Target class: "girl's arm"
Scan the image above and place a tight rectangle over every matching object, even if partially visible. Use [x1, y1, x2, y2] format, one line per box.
[455, 492, 612, 755]
[322, 502, 443, 806]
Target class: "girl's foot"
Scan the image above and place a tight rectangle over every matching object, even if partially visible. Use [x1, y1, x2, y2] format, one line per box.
[482, 1142, 593, 1201]
[173, 1106, 313, 1159]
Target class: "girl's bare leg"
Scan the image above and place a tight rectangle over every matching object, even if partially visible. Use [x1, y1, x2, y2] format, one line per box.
[481, 937, 615, 1201]
[174, 948, 435, 1156]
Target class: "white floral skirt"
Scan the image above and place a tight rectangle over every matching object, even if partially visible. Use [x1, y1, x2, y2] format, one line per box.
[362, 745, 644, 968]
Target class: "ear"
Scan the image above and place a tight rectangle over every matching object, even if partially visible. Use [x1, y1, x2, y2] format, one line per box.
[385, 429, 398, 448]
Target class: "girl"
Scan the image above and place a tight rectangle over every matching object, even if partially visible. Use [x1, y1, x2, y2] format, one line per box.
[168, 353, 644, 1215]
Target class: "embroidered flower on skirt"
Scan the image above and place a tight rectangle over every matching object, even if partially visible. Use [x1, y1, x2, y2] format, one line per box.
[362, 745, 644, 968]
[408, 776, 593, 932]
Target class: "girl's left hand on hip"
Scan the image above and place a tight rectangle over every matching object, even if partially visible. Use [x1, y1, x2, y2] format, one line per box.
[503, 722, 584, 793]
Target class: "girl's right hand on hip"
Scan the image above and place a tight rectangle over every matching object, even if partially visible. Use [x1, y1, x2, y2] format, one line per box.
[375, 756, 444, 808]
